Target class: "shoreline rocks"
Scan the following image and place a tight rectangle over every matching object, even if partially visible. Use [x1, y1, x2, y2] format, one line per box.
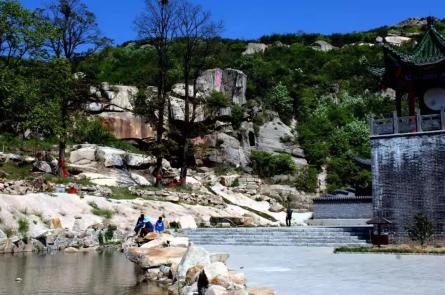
[124, 234, 276, 295]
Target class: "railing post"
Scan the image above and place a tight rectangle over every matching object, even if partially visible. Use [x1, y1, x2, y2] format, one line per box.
[392, 111, 399, 134]
[415, 108, 422, 132]
[369, 115, 374, 135]
[441, 107, 445, 131]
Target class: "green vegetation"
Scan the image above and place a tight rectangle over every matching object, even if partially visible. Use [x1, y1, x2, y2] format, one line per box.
[405, 213, 434, 246]
[250, 151, 296, 177]
[18, 218, 29, 240]
[2, 227, 14, 238]
[104, 225, 115, 242]
[265, 82, 293, 124]
[294, 166, 318, 193]
[109, 187, 140, 200]
[88, 202, 114, 219]
[0, 162, 33, 180]
[335, 245, 445, 255]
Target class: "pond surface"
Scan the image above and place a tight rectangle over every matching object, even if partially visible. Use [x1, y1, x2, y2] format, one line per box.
[0, 250, 168, 295]
[206, 245, 445, 295]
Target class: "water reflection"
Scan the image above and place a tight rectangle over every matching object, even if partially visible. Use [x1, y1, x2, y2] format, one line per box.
[0, 250, 168, 295]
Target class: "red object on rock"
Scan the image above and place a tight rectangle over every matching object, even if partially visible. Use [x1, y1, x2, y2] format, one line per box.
[58, 159, 69, 178]
[67, 187, 78, 194]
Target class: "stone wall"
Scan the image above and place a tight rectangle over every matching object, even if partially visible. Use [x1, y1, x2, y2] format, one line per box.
[372, 131, 445, 241]
[313, 198, 372, 219]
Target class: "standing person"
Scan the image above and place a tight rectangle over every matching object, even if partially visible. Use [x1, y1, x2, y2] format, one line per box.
[155, 217, 165, 233]
[286, 207, 293, 227]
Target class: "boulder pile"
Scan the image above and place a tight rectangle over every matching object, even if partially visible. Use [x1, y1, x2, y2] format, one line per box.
[125, 234, 276, 295]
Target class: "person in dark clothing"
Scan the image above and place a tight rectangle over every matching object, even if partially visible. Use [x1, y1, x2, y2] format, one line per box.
[140, 217, 154, 237]
[134, 214, 145, 234]
[155, 217, 165, 233]
[286, 207, 293, 227]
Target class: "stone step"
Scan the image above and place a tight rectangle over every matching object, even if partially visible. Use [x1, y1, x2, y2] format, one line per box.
[184, 226, 371, 247]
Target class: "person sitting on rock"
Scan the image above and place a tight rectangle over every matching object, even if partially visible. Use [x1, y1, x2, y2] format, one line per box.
[155, 217, 165, 233]
[134, 214, 145, 234]
[140, 217, 154, 237]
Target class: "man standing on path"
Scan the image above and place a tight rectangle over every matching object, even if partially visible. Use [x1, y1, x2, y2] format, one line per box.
[286, 207, 293, 227]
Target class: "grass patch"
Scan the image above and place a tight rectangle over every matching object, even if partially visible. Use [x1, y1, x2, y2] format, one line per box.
[335, 245, 445, 255]
[88, 202, 115, 219]
[18, 218, 29, 240]
[0, 162, 33, 180]
[2, 226, 15, 238]
[109, 187, 140, 200]
[0, 133, 57, 153]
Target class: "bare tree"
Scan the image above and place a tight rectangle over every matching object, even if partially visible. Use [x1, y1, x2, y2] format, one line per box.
[42, 0, 110, 62]
[135, 0, 178, 184]
[176, 0, 222, 183]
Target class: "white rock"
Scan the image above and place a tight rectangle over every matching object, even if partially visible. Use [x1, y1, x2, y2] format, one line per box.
[203, 262, 229, 284]
[95, 147, 126, 167]
[177, 244, 211, 279]
[125, 153, 154, 168]
[70, 145, 97, 165]
[205, 285, 228, 295]
[242, 43, 268, 55]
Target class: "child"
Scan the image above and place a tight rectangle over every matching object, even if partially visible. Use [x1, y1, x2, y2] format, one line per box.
[155, 217, 165, 233]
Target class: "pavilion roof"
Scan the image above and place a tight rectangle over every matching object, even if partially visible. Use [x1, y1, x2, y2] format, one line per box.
[384, 21, 445, 66]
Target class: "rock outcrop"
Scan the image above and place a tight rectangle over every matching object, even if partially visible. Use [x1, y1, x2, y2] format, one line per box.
[311, 40, 336, 52]
[197, 68, 247, 105]
[88, 83, 154, 140]
[242, 43, 268, 55]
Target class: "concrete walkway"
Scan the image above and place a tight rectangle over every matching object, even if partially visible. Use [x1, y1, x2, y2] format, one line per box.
[205, 246, 445, 295]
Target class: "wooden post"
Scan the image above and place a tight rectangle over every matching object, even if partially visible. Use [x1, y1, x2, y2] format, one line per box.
[416, 107, 422, 132]
[441, 107, 445, 130]
[368, 115, 374, 135]
[392, 111, 399, 134]
[408, 92, 416, 116]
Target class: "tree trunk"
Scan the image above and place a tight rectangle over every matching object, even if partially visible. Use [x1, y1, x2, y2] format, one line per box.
[58, 141, 66, 177]
[180, 65, 190, 184]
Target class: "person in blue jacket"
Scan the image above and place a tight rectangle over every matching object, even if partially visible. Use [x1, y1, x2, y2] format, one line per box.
[155, 217, 165, 233]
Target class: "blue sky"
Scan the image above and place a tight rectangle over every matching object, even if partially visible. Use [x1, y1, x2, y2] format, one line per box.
[20, 0, 445, 45]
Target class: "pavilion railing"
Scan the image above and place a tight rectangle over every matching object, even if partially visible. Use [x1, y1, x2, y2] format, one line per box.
[370, 108, 445, 136]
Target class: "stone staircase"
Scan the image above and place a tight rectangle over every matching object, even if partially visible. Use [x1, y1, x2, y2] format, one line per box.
[184, 227, 371, 247]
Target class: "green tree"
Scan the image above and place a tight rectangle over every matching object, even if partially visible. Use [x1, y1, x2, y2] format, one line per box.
[405, 213, 434, 246]
[265, 82, 293, 124]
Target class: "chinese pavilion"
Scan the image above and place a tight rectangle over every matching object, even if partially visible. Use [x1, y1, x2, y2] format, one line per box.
[377, 17, 445, 116]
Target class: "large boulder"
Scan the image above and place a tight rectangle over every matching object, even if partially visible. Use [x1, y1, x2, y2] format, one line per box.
[202, 262, 230, 286]
[206, 132, 249, 168]
[242, 43, 268, 55]
[102, 84, 138, 111]
[124, 153, 154, 168]
[95, 146, 126, 167]
[70, 145, 97, 166]
[257, 118, 307, 167]
[126, 247, 187, 269]
[98, 112, 154, 140]
[177, 244, 211, 279]
[196, 68, 247, 105]
[33, 161, 53, 174]
[311, 40, 336, 52]
[169, 96, 206, 122]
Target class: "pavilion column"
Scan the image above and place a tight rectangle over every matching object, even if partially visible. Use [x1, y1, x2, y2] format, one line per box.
[396, 92, 402, 116]
[408, 91, 416, 116]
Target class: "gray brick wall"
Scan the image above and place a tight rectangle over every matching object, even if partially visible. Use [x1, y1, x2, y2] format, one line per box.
[313, 201, 372, 219]
[372, 131, 445, 241]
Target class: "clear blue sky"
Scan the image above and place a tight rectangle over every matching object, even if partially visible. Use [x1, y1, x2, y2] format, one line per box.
[20, 0, 445, 45]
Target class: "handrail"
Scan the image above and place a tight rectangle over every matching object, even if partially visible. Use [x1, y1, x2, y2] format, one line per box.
[370, 108, 445, 136]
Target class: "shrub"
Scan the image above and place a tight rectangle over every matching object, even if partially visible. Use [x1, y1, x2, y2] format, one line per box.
[98, 232, 104, 246]
[250, 151, 296, 177]
[294, 166, 318, 193]
[405, 213, 434, 246]
[3, 227, 14, 238]
[207, 91, 230, 109]
[89, 202, 114, 219]
[18, 218, 29, 239]
[104, 225, 115, 242]
[231, 104, 244, 129]
[265, 82, 294, 124]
